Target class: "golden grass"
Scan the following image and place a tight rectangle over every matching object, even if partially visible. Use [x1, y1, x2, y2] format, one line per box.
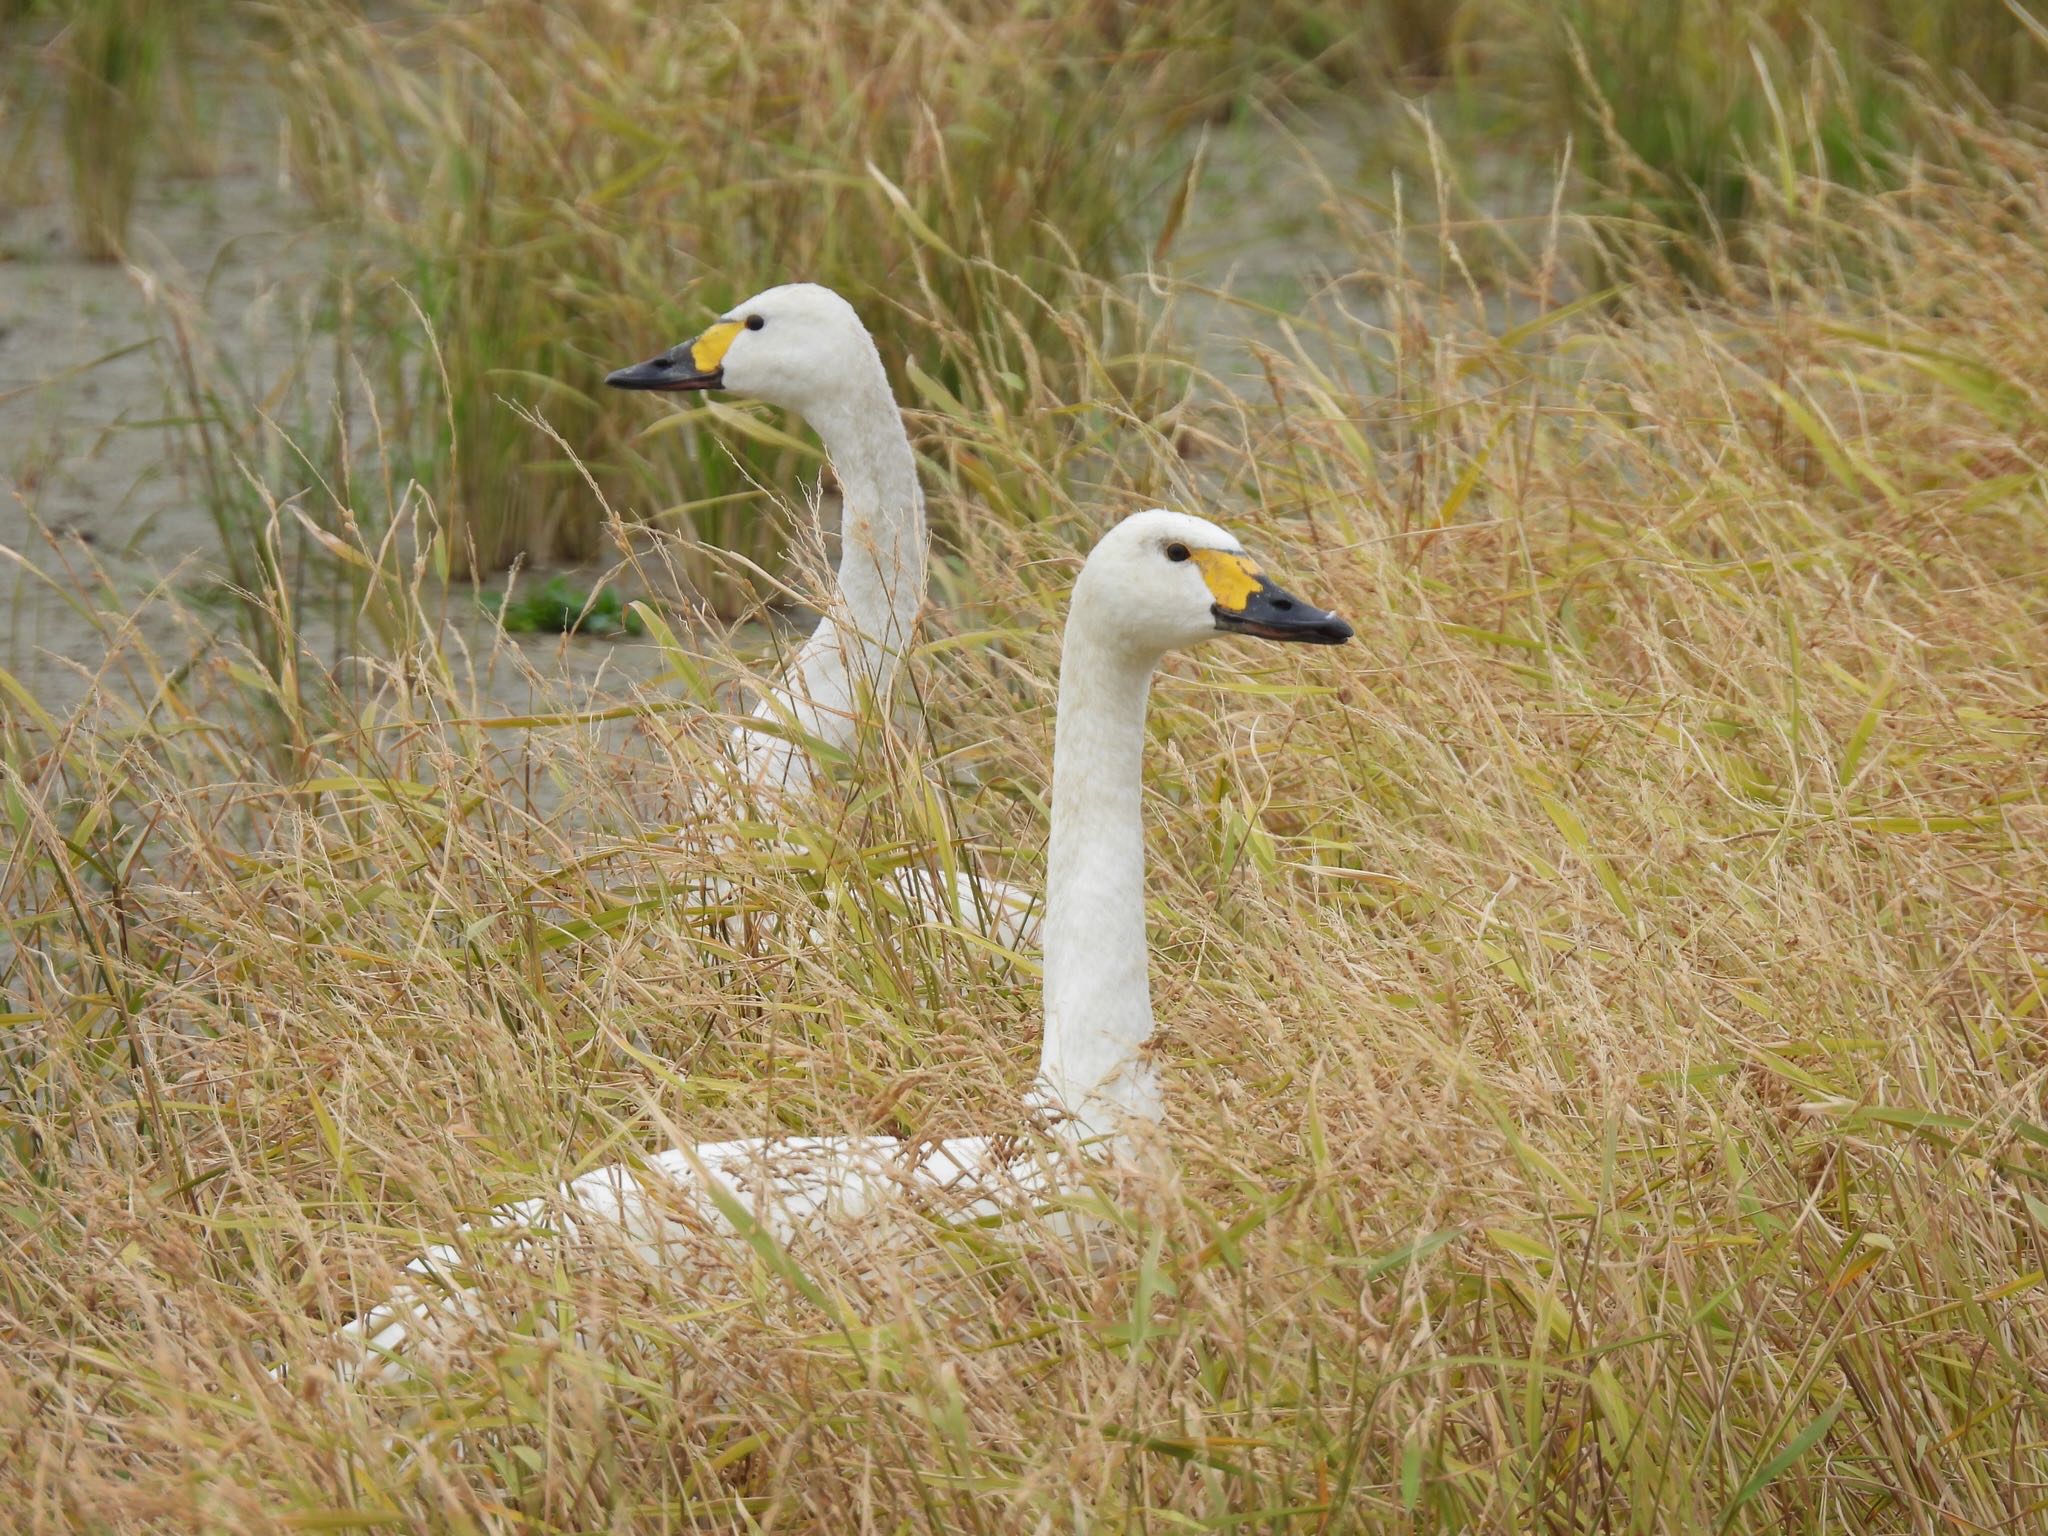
[7, 33, 2048, 1536]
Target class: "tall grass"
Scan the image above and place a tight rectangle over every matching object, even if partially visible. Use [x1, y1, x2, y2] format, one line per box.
[0, 17, 48, 207]
[260, 0, 1196, 583]
[1544, 0, 2048, 278]
[210, 0, 2048, 582]
[55, 0, 169, 260]
[139, 260, 431, 726]
[7, 80, 2048, 1525]
[156, 0, 224, 180]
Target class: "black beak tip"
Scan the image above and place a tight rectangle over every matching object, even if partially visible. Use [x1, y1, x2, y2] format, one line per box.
[604, 359, 661, 390]
[606, 353, 719, 392]
[1213, 586, 1355, 646]
[1272, 612, 1353, 645]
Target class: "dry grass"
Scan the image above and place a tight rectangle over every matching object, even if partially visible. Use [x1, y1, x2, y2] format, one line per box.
[7, 11, 2048, 1534]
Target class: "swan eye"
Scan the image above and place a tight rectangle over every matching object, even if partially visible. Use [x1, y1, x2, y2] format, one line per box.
[1166, 542, 1191, 563]
[745, 314, 765, 331]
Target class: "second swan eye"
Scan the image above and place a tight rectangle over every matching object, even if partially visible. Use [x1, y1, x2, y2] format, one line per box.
[1166, 542, 1190, 562]
[745, 314, 765, 331]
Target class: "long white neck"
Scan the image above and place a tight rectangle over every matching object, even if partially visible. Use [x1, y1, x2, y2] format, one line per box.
[812, 386, 927, 673]
[737, 367, 926, 797]
[1033, 615, 1163, 1142]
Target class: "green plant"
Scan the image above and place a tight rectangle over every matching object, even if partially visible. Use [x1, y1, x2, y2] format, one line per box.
[57, 0, 169, 260]
[157, 0, 224, 179]
[1541, 0, 2048, 280]
[1, 28, 50, 209]
[483, 574, 645, 636]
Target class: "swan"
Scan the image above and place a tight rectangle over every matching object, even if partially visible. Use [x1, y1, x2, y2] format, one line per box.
[608, 283, 1036, 945]
[287, 510, 1351, 1383]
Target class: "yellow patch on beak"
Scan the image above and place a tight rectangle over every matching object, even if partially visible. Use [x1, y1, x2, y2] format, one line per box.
[689, 321, 744, 373]
[1191, 549, 1265, 612]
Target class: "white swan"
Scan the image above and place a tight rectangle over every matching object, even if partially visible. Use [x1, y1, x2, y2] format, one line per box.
[608, 284, 1035, 945]
[289, 510, 1351, 1382]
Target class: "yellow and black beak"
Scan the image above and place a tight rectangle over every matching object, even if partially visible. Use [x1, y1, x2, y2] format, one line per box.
[1195, 550, 1353, 646]
[605, 319, 742, 393]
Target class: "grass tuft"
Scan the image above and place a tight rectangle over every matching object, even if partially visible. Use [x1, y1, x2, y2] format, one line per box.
[55, 0, 169, 260]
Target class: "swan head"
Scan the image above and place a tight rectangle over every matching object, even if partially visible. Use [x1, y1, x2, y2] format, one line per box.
[605, 283, 884, 417]
[1074, 510, 1354, 659]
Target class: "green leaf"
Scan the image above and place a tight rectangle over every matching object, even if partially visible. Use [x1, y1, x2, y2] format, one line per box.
[1537, 791, 1636, 926]
[866, 161, 961, 260]
[1101, 1423, 1252, 1477]
[1355, 1228, 1459, 1280]
[1837, 665, 1893, 788]
[1719, 1395, 1844, 1528]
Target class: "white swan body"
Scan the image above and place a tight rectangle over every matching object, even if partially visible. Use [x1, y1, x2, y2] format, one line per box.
[325, 1134, 1061, 1369]
[610, 284, 1035, 946]
[288, 511, 1351, 1381]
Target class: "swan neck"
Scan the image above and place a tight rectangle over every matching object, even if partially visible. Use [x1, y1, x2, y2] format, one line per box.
[735, 365, 924, 796]
[1036, 618, 1162, 1140]
[812, 382, 926, 668]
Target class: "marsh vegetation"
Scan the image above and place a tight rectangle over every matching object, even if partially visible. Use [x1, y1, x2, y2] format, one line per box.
[3, 1, 2048, 1529]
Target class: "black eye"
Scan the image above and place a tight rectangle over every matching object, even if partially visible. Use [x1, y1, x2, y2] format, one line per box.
[1166, 542, 1190, 562]
[744, 314, 765, 331]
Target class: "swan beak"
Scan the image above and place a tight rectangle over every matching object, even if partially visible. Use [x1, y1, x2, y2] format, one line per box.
[1211, 571, 1354, 646]
[605, 320, 742, 392]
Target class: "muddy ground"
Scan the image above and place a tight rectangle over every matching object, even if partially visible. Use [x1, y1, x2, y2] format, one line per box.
[0, 58, 687, 725]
